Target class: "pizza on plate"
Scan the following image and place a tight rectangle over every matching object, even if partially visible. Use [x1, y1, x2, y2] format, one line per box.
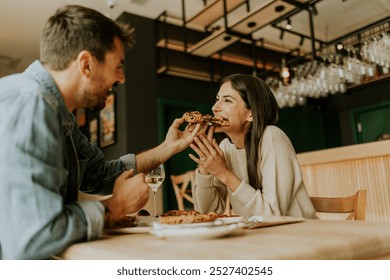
[159, 210, 218, 224]
[183, 111, 230, 127]
[108, 215, 137, 228]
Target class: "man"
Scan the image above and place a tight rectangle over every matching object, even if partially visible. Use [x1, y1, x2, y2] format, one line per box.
[0, 5, 200, 259]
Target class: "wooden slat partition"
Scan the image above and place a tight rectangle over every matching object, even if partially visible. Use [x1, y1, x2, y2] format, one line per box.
[297, 140, 390, 221]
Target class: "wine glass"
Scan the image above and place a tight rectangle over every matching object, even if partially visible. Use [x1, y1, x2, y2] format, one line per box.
[145, 164, 165, 217]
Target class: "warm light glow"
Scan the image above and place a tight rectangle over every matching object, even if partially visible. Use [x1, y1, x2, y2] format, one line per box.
[281, 67, 290, 78]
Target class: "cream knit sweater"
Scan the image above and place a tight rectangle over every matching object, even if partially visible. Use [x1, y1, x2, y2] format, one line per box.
[193, 125, 318, 219]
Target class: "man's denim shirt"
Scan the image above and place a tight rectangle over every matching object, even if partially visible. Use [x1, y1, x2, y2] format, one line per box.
[0, 60, 136, 259]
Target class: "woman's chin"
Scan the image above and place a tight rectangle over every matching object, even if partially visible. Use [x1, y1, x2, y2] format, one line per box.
[214, 126, 225, 133]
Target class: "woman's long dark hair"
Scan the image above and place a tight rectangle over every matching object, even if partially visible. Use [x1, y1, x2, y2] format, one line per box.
[220, 74, 279, 190]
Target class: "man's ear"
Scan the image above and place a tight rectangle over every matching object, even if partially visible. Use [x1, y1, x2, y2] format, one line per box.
[77, 50, 93, 77]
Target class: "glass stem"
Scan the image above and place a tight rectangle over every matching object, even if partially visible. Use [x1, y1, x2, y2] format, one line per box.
[153, 191, 157, 217]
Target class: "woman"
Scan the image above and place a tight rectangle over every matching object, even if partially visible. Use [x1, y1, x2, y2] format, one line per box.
[189, 74, 317, 219]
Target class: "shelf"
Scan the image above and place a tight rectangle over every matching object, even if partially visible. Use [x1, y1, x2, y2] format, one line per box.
[186, 0, 295, 57]
[186, 0, 247, 27]
[157, 65, 221, 82]
[230, 0, 295, 34]
[155, 0, 302, 81]
[187, 29, 241, 57]
[156, 38, 277, 71]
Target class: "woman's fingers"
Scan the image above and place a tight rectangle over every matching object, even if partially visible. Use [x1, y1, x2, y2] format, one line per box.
[193, 135, 212, 157]
[206, 125, 215, 141]
[190, 143, 207, 161]
[213, 138, 224, 156]
[189, 143, 202, 156]
[199, 124, 209, 135]
[199, 135, 215, 155]
[188, 153, 201, 164]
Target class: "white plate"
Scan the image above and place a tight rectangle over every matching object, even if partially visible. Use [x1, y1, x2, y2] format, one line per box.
[216, 216, 244, 224]
[151, 223, 242, 241]
[136, 216, 157, 227]
[104, 226, 152, 234]
[152, 221, 216, 230]
[246, 216, 304, 229]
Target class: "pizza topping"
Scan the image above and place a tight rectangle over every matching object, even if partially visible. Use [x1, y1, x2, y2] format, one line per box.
[108, 215, 136, 228]
[159, 210, 218, 224]
[183, 111, 230, 127]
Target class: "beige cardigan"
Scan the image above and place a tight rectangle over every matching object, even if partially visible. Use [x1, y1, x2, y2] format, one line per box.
[193, 125, 317, 219]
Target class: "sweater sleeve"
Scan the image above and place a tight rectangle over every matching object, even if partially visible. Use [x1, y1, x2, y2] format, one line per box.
[192, 169, 227, 214]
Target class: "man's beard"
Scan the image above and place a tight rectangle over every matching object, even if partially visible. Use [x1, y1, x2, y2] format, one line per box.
[83, 89, 107, 111]
[94, 98, 106, 110]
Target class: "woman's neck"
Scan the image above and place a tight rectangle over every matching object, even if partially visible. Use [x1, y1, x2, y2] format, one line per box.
[227, 133, 246, 149]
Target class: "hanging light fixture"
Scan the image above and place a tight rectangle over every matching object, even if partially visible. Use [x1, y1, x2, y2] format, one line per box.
[280, 30, 290, 84]
[281, 58, 290, 84]
[285, 18, 292, 30]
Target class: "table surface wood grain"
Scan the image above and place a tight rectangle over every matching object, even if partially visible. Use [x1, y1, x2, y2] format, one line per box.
[57, 219, 390, 260]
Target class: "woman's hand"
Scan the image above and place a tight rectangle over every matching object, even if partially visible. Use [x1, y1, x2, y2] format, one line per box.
[189, 126, 228, 177]
[189, 126, 243, 192]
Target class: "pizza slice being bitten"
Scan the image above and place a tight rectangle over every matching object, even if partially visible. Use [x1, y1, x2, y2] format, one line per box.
[183, 111, 230, 127]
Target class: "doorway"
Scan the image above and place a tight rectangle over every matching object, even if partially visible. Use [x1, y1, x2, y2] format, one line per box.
[352, 102, 390, 143]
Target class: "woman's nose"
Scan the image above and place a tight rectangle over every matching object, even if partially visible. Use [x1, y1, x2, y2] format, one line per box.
[212, 103, 219, 113]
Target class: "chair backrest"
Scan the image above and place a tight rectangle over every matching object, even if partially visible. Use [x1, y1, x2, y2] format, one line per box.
[170, 171, 195, 210]
[170, 170, 232, 213]
[310, 189, 367, 220]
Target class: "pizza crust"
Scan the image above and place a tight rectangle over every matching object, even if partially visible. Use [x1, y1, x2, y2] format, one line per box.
[183, 111, 230, 127]
[159, 210, 218, 224]
[108, 215, 136, 228]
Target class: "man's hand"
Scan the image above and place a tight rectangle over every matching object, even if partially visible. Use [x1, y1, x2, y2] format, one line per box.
[135, 116, 205, 174]
[164, 116, 204, 153]
[101, 169, 149, 227]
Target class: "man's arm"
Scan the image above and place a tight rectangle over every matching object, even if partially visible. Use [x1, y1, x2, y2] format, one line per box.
[135, 116, 202, 173]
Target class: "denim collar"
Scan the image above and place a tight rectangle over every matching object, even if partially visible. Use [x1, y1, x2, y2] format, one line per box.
[25, 60, 75, 136]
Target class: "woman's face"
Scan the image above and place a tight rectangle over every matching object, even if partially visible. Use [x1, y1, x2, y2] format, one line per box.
[212, 81, 252, 135]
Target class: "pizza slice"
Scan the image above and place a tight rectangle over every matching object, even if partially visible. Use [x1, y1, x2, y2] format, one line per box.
[159, 209, 218, 224]
[107, 215, 136, 228]
[183, 111, 230, 127]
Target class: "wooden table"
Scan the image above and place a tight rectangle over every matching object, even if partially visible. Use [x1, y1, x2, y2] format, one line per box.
[57, 219, 390, 260]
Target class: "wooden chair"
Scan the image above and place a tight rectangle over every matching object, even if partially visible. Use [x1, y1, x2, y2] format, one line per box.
[310, 189, 367, 220]
[170, 170, 232, 214]
[170, 171, 195, 210]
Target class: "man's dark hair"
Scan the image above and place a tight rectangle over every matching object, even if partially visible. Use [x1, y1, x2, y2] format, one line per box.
[40, 5, 135, 70]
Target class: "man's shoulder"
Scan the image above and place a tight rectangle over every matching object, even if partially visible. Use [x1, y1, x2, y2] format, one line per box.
[0, 71, 42, 98]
